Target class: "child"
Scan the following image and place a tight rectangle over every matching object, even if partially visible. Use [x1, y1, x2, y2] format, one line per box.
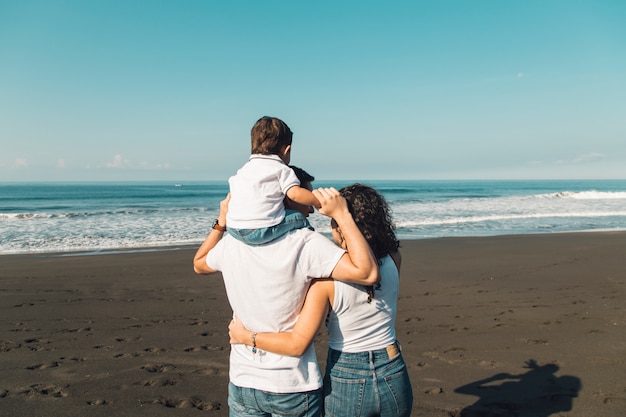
[224, 116, 321, 245]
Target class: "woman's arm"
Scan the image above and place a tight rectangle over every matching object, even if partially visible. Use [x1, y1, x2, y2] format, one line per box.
[315, 187, 378, 285]
[229, 279, 333, 356]
[193, 194, 230, 275]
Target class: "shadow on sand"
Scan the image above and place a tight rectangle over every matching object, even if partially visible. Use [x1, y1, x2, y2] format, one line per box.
[452, 359, 582, 417]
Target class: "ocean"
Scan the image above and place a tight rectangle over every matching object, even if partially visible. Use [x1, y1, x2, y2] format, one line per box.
[1, 180, 625, 255]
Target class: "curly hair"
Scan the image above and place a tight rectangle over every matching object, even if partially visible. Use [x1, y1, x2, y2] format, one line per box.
[339, 184, 399, 262]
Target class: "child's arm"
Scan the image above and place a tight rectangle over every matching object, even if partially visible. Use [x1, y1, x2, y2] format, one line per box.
[229, 279, 332, 356]
[286, 185, 321, 208]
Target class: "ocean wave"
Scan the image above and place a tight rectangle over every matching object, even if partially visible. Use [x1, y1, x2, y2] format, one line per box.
[0, 207, 209, 221]
[537, 191, 626, 200]
[397, 211, 626, 227]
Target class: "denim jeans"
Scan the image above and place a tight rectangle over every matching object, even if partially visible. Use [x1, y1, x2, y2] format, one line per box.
[323, 343, 413, 417]
[228, 382, 322, 417]
[228, 210, 312, 245]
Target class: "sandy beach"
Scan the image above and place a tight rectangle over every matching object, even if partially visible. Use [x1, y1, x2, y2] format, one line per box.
[1, 232, 625, 416]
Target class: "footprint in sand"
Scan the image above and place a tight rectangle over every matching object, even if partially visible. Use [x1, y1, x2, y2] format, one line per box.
[26, 361, 60, 370]
[93, 344, 114, 350]
[114, 352, 141, 358]
[115, 336, 142, 342]
[193, 367, 226, 376]
[22, 384, 69, 398]
[0, 340, 21, 352]
[523, 339, 549, 345]
[87, 399, 110, 405]
[189, 319, 210, 326]
[142, 363, 176, 373]
[13, 302, 34, 307]
[425, 387, 444, 394]
[144, 347, 168, 353]
[184, 345, 224, 352]
[141, 378, 180, 387]
[61, 327, 92, 333]
[143, 396, 221, 411]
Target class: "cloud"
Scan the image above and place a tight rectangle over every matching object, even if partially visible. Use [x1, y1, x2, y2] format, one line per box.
[572, 152, 606, 164]
[14, 158, 28, 168]
[104, 155, 171, 171]
[106, 154, 130, 168]
[546, 152, 607, 166]
[529, 152, 607, 167]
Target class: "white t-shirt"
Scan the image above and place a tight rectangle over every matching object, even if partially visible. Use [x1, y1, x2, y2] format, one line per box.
[326, 255, 398, 352]
[227, 154, 300, 229]
[206, 228, 345, 393]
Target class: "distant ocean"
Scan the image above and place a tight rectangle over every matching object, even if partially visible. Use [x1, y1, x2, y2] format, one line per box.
[1, 180, 625, 255]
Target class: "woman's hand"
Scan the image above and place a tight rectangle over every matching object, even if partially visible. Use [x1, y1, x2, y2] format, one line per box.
[313, 187, 350, 221]
[228, 316, 251, 345]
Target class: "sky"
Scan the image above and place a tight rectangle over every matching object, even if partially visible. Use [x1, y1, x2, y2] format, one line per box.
[1, 0, 625, 182]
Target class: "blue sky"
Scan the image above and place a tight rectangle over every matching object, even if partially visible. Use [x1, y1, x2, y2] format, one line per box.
[1, 1, 625, 182]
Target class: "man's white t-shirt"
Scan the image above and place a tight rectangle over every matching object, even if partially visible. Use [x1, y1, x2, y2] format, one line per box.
[227, 154, 300, 229]
[206, 228, 345, 393]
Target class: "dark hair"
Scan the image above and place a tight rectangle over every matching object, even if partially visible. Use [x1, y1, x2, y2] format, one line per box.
[340, 184, 399, 302]
[251, 116, 293, 155]
[339, 184, 399, 261]
[289, 165, 315, 185]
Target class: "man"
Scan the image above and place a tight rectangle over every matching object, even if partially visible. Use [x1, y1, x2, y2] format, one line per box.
[193, 166, 377, 417]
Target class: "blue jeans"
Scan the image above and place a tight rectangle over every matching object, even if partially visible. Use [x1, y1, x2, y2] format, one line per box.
[228, 210, 312, 245]
[228, 382, 322, 417]
[323, 343, 413, 417]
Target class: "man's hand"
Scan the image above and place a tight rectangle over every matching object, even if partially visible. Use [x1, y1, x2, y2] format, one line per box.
[217, 193, 231, 226]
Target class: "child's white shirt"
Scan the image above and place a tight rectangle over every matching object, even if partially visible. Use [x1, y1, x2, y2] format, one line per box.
[227, 154, 300, 229]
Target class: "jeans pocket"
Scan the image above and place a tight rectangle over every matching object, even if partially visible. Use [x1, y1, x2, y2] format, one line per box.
[324, 375, 366, 417]
[227, 383, 249, 415]
[268, 390, 321, 417]
[383, 368, 414, 417]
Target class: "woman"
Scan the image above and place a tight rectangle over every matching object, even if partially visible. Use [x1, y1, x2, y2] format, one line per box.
[229, 184, 413, 417]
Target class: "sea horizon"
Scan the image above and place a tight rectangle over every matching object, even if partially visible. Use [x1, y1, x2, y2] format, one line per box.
[2, 179, 626, 255]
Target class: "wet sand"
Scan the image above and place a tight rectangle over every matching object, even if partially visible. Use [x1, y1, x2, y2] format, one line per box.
[1, 232, 625, 416]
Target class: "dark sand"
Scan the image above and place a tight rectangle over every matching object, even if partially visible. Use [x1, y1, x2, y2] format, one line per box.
[1, 232, 625, 416]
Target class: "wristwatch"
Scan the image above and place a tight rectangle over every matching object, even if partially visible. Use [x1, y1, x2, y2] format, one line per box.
[212, 219, 226, 232]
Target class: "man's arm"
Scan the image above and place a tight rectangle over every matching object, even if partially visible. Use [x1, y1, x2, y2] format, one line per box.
[193, 194, 230, 275]
[314, 187, 379, 285]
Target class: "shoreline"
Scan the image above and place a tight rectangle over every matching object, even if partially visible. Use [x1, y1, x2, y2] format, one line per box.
[1, 231, 625, 416]
[3, 228, 626, 258]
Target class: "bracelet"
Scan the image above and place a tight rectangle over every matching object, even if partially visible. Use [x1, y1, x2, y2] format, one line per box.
[212, 219, 226, 232]
[251, 332, 257, 354]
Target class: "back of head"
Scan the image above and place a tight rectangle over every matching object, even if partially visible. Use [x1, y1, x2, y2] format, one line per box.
[251, 116, 293, 155]
[289, 165, 315, 186]
[340, 184, 399, 260]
